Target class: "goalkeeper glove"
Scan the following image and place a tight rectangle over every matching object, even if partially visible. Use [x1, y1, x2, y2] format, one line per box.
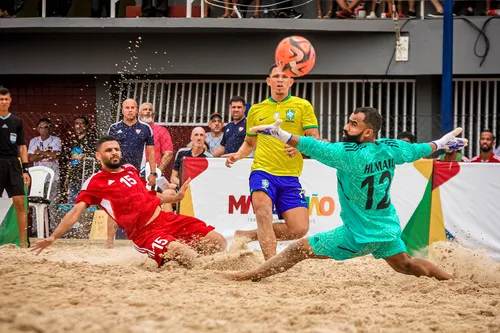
[432, 127, 469, 151]
[248, 119, 293, 144]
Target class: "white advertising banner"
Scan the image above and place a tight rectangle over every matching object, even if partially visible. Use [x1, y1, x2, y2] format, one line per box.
[438, 163, 500, 260]
[180, 158, 429, 250]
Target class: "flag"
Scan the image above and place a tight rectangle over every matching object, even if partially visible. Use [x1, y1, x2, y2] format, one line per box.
[0, 187, 29, 247]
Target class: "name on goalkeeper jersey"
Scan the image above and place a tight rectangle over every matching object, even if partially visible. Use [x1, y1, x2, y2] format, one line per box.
[364, 158, 395, 174]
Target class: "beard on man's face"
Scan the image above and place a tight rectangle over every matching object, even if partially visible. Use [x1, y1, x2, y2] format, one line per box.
[342, 130, 363, 143]
[481, 144, 492, 152]
[103, 156, 122, 169]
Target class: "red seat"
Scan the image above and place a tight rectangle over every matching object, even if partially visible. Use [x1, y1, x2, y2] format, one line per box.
[125, 5, 201, 18]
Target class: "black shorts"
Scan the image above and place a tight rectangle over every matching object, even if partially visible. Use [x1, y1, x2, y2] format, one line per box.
[0, 158, 25, 198]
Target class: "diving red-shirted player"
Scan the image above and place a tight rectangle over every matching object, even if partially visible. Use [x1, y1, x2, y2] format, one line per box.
[32, 136, 227, 267]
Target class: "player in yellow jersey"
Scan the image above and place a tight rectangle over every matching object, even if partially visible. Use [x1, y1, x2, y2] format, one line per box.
[223, 64, 320, 260]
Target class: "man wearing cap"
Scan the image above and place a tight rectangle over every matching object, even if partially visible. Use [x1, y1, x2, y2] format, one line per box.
[206, 112, 224, 154]
[212, 96, 248, 157]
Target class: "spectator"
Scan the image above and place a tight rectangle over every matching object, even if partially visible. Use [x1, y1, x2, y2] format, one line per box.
[141, 0, 167, 17]
[470, 129, 500, 163]
[274, 0, 302, 18]
[397, 131, 416, 144]
[108, 98, 157, 240]
[495, 144, 500, 156]
[316, 0, 333, 18]
[90, 0, 120, 17]
[212, 96, 248, 157]
[335, 0, 365, 19]
[38, 0, 72, 17]
[171, 127, 212, 186]
[63, 116, 96, 204]
[28, 118, 62, 231]
[108, 98, 157, 186]
[138, 102, 174, 174]
[28, 118, 62, 183]
[0, 0, 26, 17]
[205, 112, 224, 154]
[436, 149, 470, 162]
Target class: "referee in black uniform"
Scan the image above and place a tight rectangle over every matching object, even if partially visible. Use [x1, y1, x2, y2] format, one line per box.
[0, 87, 31, 248]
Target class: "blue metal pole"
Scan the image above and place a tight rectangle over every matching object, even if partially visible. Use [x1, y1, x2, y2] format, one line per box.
[441, 0, 454, 134]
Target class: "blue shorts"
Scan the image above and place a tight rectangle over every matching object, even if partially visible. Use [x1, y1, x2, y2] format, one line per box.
[249, 170, 308, 219]
[309, 225, 407, 260]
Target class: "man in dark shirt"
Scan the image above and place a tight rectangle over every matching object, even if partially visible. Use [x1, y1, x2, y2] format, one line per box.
[63, 116, 97, 203]
[0, 87, 30, 248]
[107, 98, 157, 240]
[108, 98, 157, 187]
[171, 127, 212, 186]
[212, 96, 248, 157]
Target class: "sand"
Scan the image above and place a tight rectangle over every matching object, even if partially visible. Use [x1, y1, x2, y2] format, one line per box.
[1, 239, 499, 333]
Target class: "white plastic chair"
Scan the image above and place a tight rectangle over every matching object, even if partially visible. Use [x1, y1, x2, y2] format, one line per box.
[28, 166, 55, 239]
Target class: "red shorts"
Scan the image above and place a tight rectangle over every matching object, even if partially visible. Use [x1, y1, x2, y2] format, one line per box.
[132, 211, 215, 267]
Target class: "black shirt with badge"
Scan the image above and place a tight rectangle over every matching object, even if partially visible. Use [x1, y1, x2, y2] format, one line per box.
[0, 113, 26, 158]
[173, 148, 212, 172]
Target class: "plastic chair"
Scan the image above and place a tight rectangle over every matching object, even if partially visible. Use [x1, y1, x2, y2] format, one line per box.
[28, 166, 55, 239]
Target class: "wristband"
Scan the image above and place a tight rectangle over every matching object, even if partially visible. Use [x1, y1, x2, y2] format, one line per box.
[150, 172, 158, 177]
[22, 163, 29, 173]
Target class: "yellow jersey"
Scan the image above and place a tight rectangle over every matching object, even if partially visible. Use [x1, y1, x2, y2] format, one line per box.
[246, 95, 318, 177]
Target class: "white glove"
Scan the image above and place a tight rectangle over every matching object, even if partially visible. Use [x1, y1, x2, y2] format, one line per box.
[432, 127, 469, 151]
[249, 119, 293, 144]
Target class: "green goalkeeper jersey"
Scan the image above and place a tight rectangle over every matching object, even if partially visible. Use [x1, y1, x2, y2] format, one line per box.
[297, 137, 432, 243]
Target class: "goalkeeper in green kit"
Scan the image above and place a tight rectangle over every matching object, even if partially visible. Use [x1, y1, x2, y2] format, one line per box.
[224, 107, 468, 281]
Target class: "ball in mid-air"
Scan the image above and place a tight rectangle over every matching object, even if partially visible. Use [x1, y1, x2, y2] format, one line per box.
[275, 36, 316, 77]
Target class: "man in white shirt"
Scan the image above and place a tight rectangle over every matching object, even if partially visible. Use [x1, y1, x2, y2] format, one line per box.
[28, 118, 62, 232]
[28, 118, 62, 181]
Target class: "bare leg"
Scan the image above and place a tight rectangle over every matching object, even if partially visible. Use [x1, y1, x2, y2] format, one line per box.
[252, 0, 260, 17]
[164, 241, 201, 268]
[196, 230, 227, 255]
[430, 0, 443, 13]
[336, 0, 350, 11]
[250, 191, 277, 260]
[323, 0, 333, 18]
[409, 0, 415, 12]
[223, 238, 323, 281]
[219, 0, 230, 17]
[12, 196, 27, 249]
[105, 216, 117, 249]
[233, 206, 309, 259]
[316, 0, 322, 18]
[384, 252, 455, 280]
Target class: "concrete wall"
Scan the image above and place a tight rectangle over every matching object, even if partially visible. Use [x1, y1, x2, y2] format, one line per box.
[1, 17, 499, 76]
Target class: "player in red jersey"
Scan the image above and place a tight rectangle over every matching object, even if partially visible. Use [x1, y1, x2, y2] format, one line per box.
[31, 136, 227, 267]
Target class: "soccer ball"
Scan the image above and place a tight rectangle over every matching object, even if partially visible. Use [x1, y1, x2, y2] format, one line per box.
[275, 36, 316, 77]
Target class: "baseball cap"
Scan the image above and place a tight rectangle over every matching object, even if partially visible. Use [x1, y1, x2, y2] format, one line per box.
[209, 112, 223, 121]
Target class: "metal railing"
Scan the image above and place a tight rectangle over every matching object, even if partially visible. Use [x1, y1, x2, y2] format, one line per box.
[453, 78, 499, 158]
[37, 0, 430, 18]
[117, 79, 417, 142]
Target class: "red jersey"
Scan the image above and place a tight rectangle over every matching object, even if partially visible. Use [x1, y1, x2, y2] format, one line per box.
[75, 164, 161, 240]
[470, 154, 500, 163]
